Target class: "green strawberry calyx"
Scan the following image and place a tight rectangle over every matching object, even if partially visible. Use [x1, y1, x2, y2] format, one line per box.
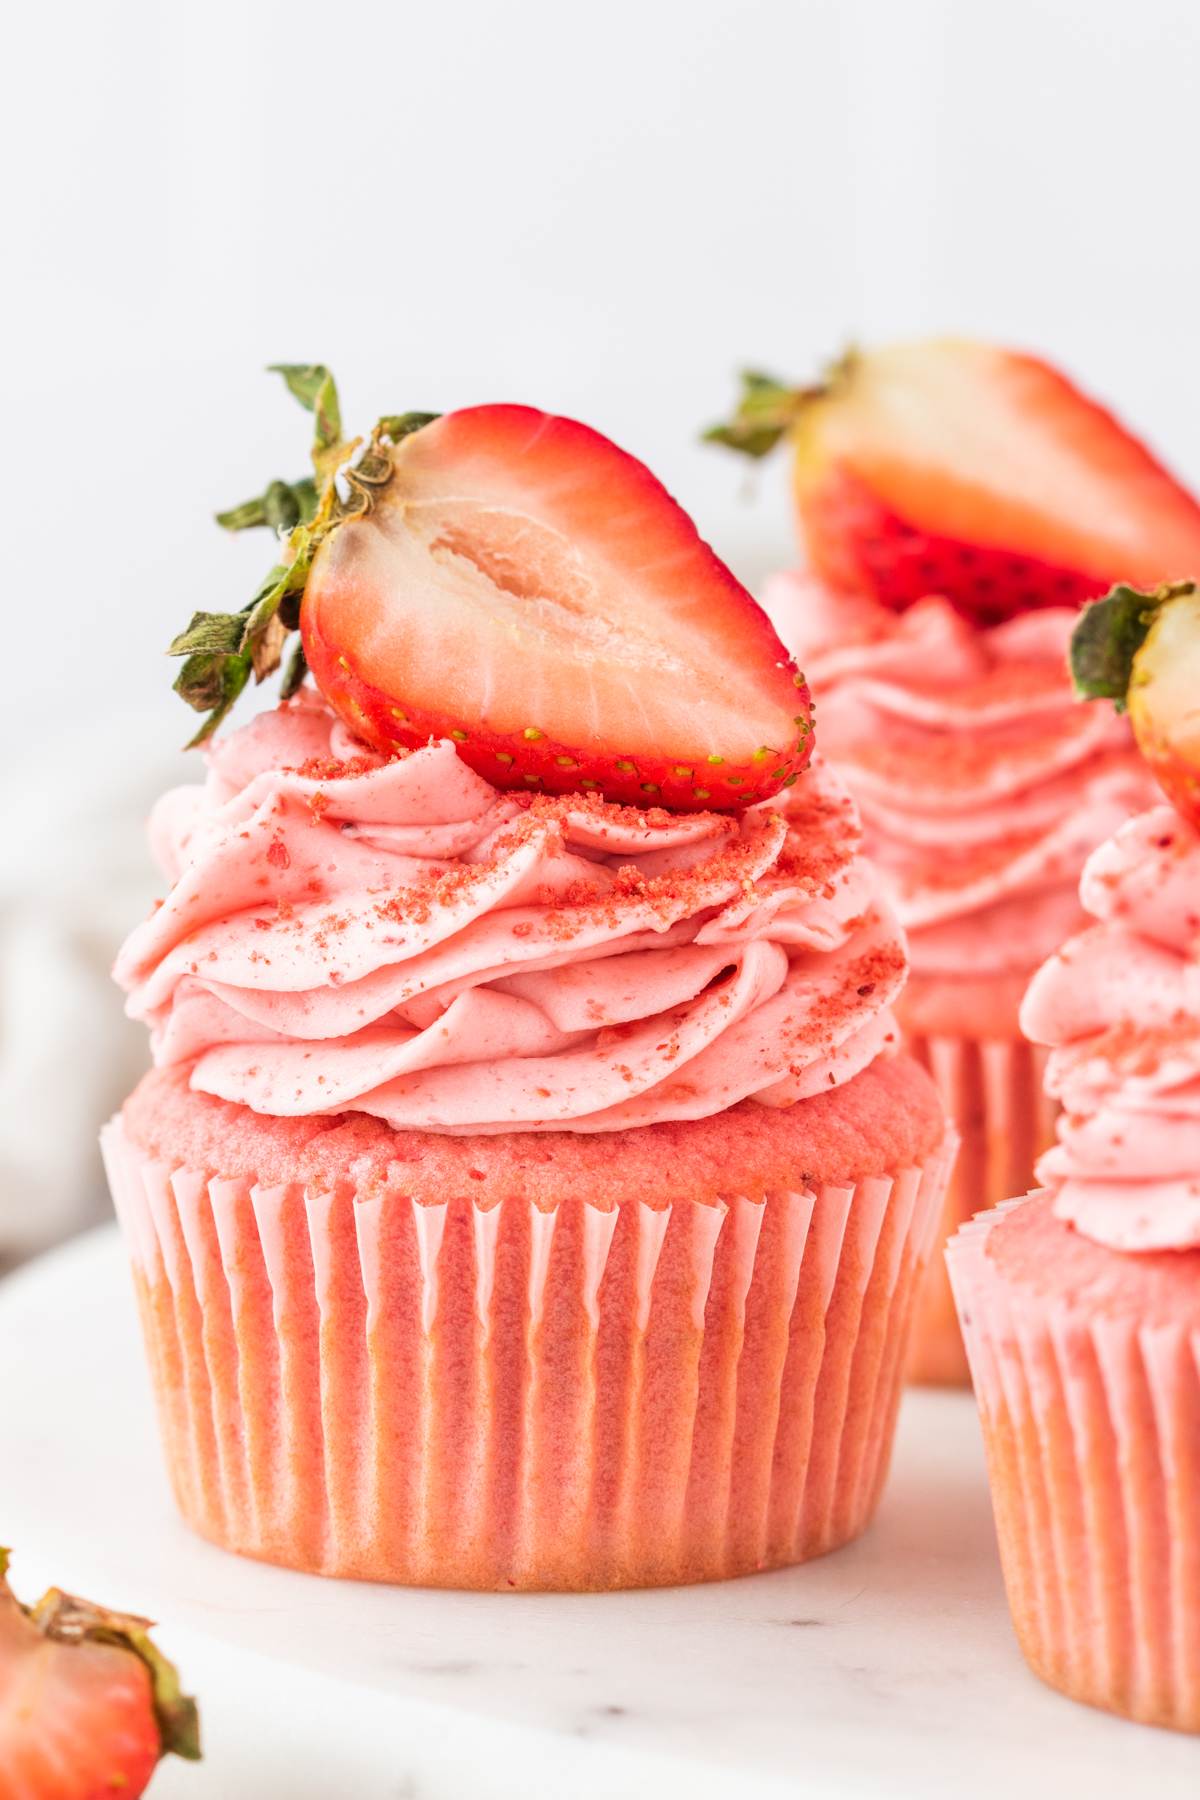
[1069, 579, 1197, 712]
[167, 364, 438, 746]
[701, 350, 858, 461]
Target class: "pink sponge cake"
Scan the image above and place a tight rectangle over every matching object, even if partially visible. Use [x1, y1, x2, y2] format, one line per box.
[104, 369, 955, 1590]
[948, 581, 1200, 1729]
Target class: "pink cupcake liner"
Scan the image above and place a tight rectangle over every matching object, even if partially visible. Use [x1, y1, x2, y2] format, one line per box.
[947, 1198, 1200, 1732]
[102, 1118, 956, 1591]
[905, 1033, 1058, 1384]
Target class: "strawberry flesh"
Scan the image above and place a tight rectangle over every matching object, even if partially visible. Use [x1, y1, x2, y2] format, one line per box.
[302, 405, 812, 809]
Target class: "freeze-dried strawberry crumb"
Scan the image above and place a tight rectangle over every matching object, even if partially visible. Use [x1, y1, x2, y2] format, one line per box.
[289, 754, 387, 781]
[773, 792, 859, 888]
[514, 791, 708, 832]
[1065, 1014, 1200, 1080]
[372, 860, 491, 929]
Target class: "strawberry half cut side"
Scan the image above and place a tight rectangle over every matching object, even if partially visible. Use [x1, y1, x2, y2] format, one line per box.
[0, 1547, 200, 1797]
[302, 403, 812, 810]
[706, 340, 1200, 626]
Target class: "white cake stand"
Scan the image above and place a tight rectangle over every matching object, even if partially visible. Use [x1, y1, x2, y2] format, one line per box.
[0, 1225, 1195, 1799]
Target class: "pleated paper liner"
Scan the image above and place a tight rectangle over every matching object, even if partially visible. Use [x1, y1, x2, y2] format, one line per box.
[903, 1033, 1058, 1385]
[947, 1197, 1200, 1733]
[102, 1119, 955, 1593]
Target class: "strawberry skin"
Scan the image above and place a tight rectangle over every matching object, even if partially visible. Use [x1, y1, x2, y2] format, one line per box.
[0, 1600, 157, 1800]
[799, 461, 1103, 626]
[0, 1554, 199, 1798]
[302, 405, 812, 809]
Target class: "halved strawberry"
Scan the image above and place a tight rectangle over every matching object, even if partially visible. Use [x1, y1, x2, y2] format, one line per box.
[301, 404, 810, 809]
[707, 340, 1200, 626]
[0, 1548, 200, 1796]
[169, 370, 811, 811]
[1072, 579, 1200, 824]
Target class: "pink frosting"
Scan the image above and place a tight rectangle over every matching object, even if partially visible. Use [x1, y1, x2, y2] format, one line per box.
[1020, 804, 1200, 1250]
[761, 573, 1158, 977]
[114, 688, 907, 1135]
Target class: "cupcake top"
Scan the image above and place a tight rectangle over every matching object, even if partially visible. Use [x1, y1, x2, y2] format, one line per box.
[123, 369, 905, 1137]
[1022, 800, 1200, 1252]
[761, 574, 1157, 978]
[114, 689, 904, 1135]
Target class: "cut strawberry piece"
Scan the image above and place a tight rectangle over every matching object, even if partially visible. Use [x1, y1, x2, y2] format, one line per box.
[301, 404, 811, 809]
[0, 1549, 199, 1797]
[708, 340, 1200, 626]
[1072, 580, 1200, 824]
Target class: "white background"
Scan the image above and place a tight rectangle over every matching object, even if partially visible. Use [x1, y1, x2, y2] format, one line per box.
[5, 0, 1200, 734]
[2, 0, 1200, 1251]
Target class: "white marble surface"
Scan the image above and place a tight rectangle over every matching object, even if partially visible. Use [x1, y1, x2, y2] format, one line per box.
[1, 1225, 1197, 1799]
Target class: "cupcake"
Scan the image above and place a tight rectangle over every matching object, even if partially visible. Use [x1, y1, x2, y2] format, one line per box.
[708, 338, 1199, 1383]
[103, 369, 956, 1591]
[946, 581, 1200, 1730]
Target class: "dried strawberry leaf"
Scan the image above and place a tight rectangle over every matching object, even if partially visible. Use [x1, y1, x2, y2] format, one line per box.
[214, 494, 268, 531]
[174, 650, 252, 742]
[167, 612, 246, 658]
[268, 476, 318, 528]
[169, 365, 433, 744]
[216, 477, 319, 534]
[1070, 580, 1194, 711]
[32, 1587, 201, 1764]
[376, 410, 440, 443]
[703, 353, 858, 460]
[238, 555, 308, 649]
[280, 633, 308, 700]
[703, 371, 802, 459]
[172, 654, 226, 713]
[249, 611, 288, 682]
[268, 363, 342, 448]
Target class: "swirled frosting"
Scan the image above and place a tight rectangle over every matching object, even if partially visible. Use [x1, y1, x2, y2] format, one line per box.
[114, 688, 907, 1135]
[1021, 804, 1200, 1250]
[761, 573, 1158, 979]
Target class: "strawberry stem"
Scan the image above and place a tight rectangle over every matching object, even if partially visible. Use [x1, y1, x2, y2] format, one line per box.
[166, 367, 440, 746]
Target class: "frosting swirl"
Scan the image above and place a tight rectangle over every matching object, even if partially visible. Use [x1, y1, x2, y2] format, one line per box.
[1020, 804, 1200, 1250]
[761, 574, 1158, 980]
[114, 689, 906, 1135]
